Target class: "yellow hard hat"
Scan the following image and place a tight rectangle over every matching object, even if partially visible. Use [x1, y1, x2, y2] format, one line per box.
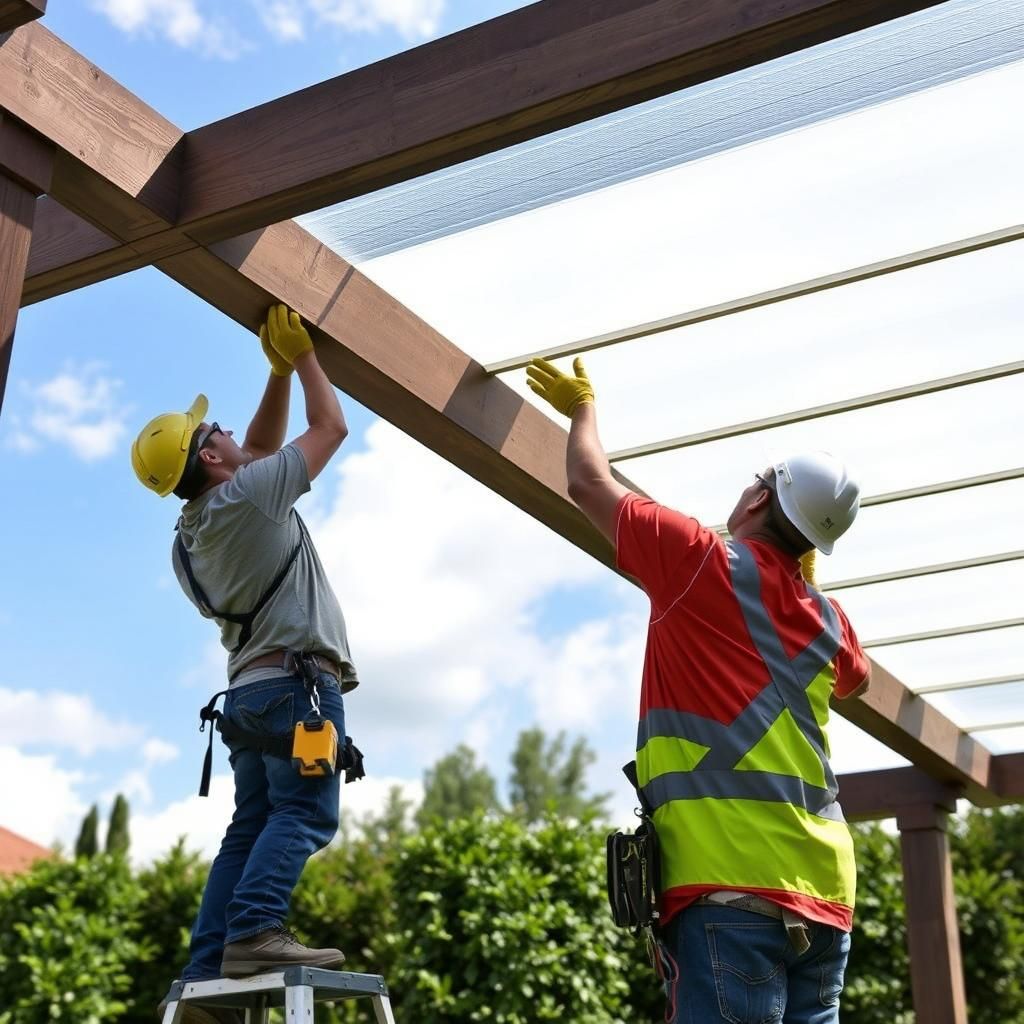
[131, 394, 209, 497]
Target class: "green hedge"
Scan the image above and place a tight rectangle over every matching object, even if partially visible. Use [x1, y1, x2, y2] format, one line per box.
[2, 809, 1023, 1022]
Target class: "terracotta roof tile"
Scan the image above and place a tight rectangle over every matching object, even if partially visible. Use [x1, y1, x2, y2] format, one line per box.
[0, 826, 54, 875]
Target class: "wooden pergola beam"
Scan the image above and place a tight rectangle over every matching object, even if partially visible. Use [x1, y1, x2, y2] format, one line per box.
[837, 766, 960, 821]
[13, 0, 950, 301]
[0, 0, 44, 33]
[0, 112, 52, 412]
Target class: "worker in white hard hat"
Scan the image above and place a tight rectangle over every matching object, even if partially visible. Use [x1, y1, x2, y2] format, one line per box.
[134, 306, 360, 1024]
[526, 356, 869, 1024]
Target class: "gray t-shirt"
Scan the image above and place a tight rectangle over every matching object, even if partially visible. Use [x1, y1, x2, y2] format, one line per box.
[172, 443, 358, 691]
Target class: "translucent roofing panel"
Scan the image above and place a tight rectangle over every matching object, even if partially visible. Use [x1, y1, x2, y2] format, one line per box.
[926, 681, 1024, 731]
[972, 726, 1024, 753]
[344, 55, 1024, 366]
[298, 0, 1024, 263]
[494, 241, 1024, 456]
[613, 380, 1023, 530]
[869, 627, 1024, 689]
[830, 562, 1024, 648]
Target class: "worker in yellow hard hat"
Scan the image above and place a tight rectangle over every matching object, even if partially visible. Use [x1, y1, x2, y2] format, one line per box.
[526, 356, 869, 1024]
[135, 306, 362, 1022]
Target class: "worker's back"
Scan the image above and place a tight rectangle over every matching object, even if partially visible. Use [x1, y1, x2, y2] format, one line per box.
[616, 493, 868, 932]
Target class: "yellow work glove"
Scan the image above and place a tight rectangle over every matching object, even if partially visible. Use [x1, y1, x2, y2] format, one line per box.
[525, 357, 594, 417]
[265, 303, 313, 367]
[799, 549, 818, 587]
[259, 323, 292, 376]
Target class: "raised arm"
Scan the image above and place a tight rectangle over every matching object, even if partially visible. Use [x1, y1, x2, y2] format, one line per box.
[527, 357, 629, 543]
[264, 304, 348, 481]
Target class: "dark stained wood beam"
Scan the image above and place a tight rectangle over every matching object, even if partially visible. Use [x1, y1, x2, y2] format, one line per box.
[0, 22, 183, 246]
[837, 766, 960, 822]
[993, 752, 1024, 800]
[831, 659, 995, 805]
[0, 0, 44, 33]
[898, 807, 969, 1024]
[14, 0, 950, 299]
[0, 114, 52, 413]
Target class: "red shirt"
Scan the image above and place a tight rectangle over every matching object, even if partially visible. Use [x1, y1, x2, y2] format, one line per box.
[615, 493, 869, 924]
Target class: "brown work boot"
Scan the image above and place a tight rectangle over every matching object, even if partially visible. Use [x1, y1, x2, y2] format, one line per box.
[220, 925, 345, 977]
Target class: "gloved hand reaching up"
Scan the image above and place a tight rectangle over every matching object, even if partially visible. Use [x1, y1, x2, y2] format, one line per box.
[263, 304, 313, 370]
[526, 356, 595, 417]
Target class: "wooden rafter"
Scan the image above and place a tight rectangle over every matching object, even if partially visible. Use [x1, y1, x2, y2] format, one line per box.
[0, 0, 1009, 804]
[0, 0, 44, 33]
[11, 0, 951, 301]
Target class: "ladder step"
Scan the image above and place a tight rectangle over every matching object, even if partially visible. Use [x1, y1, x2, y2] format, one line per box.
[160, 967, 396, 1022]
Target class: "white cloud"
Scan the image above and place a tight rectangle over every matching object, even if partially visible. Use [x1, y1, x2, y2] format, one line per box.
[129, 771, 423, 863]
[310, 0, 445, 39]
[259, 0, 306, 41]
[0, 746, 87, 849]
[305, 420, 627, 763]
[91, 0, 250, 59]
[0, 687, 143, 756]
[8, 364, 128, 462]
[143, 737, 181, 765]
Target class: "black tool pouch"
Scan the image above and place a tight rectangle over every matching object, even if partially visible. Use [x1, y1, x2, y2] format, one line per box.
[606, 760, 661, 931]
[337, 736, 366, 784]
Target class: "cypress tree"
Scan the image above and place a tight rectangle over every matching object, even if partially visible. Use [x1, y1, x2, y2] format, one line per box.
[74, 804, 99, 858]
[106, 793, 131, 856]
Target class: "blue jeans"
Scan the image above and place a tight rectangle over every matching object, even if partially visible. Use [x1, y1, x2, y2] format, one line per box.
[182, 673, 344, 981]
[662, 903, 851, 1024]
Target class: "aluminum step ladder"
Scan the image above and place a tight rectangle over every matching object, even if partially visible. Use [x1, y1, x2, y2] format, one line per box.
[160, 966, 396, 1023]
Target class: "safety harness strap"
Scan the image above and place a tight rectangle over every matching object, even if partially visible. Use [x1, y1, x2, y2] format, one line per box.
[196, 687, 366, 797]
[175, 515, 309, 654]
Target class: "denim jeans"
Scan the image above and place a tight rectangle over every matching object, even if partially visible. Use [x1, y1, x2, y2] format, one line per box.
[661, 903, 851, 1024]
[182, 673, 344, 981]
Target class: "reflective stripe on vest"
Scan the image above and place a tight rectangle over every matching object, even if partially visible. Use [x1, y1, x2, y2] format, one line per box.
[637, 540, 854, 910]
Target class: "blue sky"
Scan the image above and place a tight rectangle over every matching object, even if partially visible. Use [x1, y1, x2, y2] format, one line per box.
[4, 0, 1023, 859]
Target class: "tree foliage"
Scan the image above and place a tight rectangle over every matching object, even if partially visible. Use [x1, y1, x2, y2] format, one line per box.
[387, 812, 648, 1023]
[508, 728, 610, 824]
[0, 855, 145, 1023]
[74, 804, 100, 859]
[417, 745, 499, 826]
[3, 791, 1024, 1022]
[105, 795, 130, 858]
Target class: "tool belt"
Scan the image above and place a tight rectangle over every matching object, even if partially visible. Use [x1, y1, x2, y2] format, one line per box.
[607, 760, 661, 932]
[196, 652, 365, 797]
[698, 891, 812, 953]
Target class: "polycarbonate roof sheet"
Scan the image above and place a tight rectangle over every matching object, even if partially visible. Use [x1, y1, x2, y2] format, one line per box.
[298, 0, 1024, 264]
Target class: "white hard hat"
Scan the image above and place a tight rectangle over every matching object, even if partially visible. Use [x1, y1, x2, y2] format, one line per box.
[772, 452, 860, 555]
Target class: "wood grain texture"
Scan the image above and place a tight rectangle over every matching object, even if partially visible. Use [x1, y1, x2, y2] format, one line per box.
[832, 659, 995, 804]
[899, 818, 969, 1024]
[0, 111, 52, 193]
[0, 172, 38, 412]
[0, 0, 45, 33]
[0, 22, 182, 239]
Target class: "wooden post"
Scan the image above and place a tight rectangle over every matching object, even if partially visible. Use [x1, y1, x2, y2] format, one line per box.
[0, 112, 53, 416]
[897, 801, 968, 1024]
